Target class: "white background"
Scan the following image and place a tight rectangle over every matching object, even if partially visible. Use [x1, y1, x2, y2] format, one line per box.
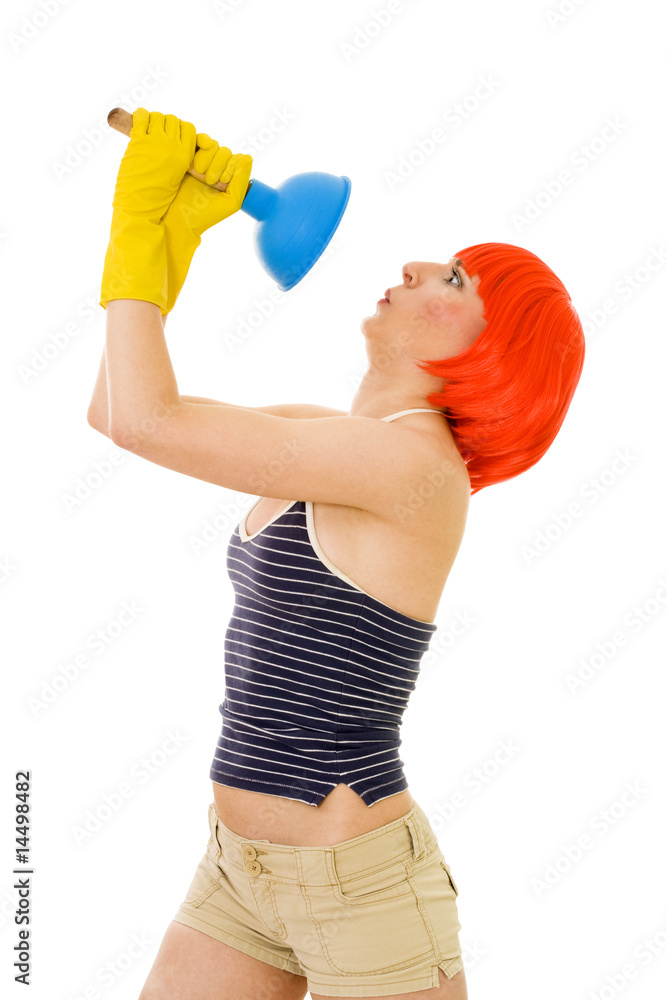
[2, 0, 666, 997]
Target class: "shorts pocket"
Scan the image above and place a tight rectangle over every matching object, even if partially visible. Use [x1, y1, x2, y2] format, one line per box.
[181, 841, 228, 909]
[409, 847, 458, 896]
[408, 850, 462, 962]
[330, 855, 414, 903]
[440, 859, 459, 896]
[307, 855, 434, 975]
[250, 879, 288, 940]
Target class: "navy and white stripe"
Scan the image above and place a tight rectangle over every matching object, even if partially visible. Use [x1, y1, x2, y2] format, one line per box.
[209, 409, 441, 807]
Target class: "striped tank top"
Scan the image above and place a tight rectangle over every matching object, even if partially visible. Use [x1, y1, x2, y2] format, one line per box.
[209, 408, 443, 806]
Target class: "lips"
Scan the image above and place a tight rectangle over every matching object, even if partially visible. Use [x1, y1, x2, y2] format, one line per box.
[385, 289, 391, 302]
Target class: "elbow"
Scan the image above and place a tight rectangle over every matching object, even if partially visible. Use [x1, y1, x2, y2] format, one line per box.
[112, 399, 182, 450]
[87, 407, 111, 438]
[109, 422, 142, 450]
[104, 408, 146, 449]
[109, 400, 181, 450]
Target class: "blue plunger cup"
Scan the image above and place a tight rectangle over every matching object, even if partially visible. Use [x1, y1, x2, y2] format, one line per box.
[240, 173, 352, 291]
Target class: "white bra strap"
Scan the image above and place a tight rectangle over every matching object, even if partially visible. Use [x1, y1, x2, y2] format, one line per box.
[381, 408, 442, 421]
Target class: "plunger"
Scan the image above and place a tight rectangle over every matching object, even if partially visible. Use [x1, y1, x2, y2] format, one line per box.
[107, 108, 352, 291]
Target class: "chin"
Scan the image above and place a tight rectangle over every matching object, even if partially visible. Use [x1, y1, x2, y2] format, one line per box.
[360, 309, 382, 331]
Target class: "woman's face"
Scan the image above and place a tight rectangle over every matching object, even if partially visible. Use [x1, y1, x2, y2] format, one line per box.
[361, 257, 487, 360]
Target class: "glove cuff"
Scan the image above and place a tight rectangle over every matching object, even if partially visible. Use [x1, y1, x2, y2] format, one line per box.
[100, 215, 169, 315]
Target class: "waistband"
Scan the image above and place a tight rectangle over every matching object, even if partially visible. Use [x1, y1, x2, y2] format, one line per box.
[206, 799, 439, 887]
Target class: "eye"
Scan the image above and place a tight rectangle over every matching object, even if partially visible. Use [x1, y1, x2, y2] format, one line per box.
[444, 268, 462, 288]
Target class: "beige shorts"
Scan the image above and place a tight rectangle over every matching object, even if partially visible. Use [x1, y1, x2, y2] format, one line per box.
[173, 798, 463, 997]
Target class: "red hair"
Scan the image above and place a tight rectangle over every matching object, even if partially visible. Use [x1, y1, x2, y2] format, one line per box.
[416, 242, 585, 496]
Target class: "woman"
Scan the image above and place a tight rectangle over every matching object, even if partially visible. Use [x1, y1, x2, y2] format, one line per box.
[90, 110, 585, 999]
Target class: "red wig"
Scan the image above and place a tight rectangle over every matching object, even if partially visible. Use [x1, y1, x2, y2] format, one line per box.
[416, 242, 585, 496]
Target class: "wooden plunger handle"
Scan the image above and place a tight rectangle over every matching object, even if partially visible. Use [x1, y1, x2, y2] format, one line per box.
[107, 107, 251, 195]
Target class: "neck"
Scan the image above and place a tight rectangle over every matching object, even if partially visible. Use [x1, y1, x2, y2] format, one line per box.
[347, 370, 439, 420]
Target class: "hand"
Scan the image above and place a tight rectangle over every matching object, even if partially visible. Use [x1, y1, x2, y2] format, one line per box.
[167, 134, 252, 233]
[191, 131, 234, 187]
[112, 108, 197, 223]
[100, 107, 198, 315]
[161, 133, 252, 313]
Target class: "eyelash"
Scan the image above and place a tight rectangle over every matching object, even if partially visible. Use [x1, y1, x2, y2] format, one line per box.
[445, 268, 462, 288]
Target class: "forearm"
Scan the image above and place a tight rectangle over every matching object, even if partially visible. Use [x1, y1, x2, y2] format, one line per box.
[104, 299, 180, 443]
[88, 311, 169, 436]
[87, 346, 111, 434]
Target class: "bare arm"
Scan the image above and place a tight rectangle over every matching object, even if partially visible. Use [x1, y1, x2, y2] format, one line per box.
[87, 313, 170, 438]
[87, 346, 112, 438]
[87, 312, 346, 437]
[88, 312, 173, 437]
[99, 298, 451, 516]
[177, 400, 349, 417]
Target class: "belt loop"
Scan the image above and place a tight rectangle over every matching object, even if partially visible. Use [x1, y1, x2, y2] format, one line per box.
[405, 810, 425, 861]
[209, 802, 224, 855]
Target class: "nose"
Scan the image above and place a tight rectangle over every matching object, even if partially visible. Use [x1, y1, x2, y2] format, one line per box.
[402, 261, 432, 286]
[402, 262, 417, 286]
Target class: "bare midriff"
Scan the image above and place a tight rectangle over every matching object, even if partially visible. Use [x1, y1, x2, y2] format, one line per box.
[212, 419, 469, 848]
[212, 781, 415, 846]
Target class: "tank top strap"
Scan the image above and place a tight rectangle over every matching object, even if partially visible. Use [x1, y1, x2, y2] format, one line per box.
[381, 408, 442, 421]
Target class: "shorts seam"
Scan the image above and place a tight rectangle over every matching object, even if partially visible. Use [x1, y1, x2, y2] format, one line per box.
[184, 877, 224, 908]
[172, 909, 304, 976]
[439, 953, 464, 978]
[406, 867, 441, 959]
[305, 965, 440, 996]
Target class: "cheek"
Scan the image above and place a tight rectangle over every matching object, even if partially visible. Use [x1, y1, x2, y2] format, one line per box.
[418, 298, 454, 326]
[416, 299, 484, 352]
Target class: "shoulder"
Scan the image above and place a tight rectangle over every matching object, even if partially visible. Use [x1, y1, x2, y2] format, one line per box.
[385, 427, 470, 531]
[120, 400, 469, 523]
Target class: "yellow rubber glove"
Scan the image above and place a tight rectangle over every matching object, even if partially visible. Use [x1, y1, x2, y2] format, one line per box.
[161, 133, 253, 314]
[100, 108, 197, 315]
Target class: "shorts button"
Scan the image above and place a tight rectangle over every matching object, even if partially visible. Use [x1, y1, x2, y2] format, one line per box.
[247, 860, 262, 876]
[242, 845, 257, 861]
